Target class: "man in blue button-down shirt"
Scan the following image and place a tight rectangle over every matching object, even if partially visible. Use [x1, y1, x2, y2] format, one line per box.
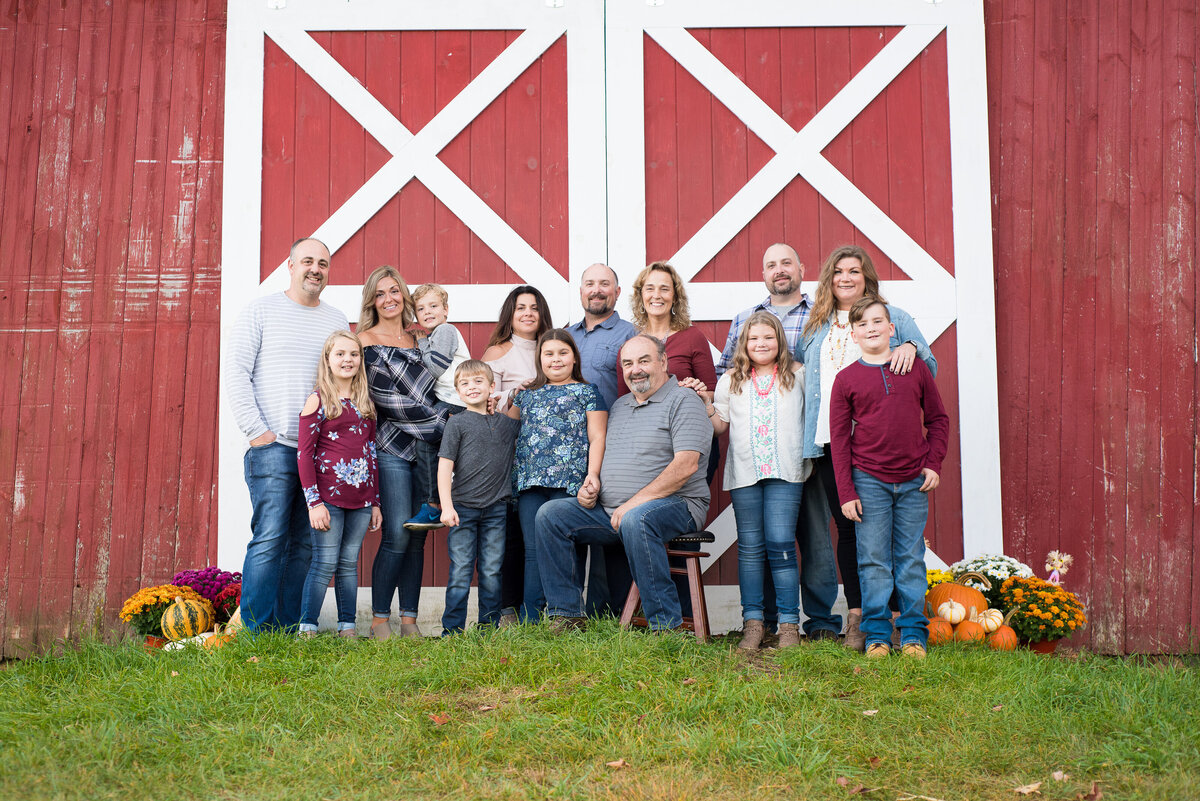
[566, 262, 636, 408]
[565, 262, 637, 615]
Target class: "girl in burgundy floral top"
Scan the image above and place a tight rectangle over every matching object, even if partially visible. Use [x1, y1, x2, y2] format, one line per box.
[296, 331, 381, 638]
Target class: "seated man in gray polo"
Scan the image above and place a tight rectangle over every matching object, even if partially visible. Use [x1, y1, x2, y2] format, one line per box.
[534, 334, 711, 632]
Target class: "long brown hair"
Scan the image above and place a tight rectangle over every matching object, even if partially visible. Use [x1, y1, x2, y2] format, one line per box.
[487, 285, 553, 347]
[728, 311, 797, 395]
[526, 329, 586, 390]
[630, 261, 692, 332]
[314, 331, 376, 419]
[802, 245, 887, 338]
[358, 265, 415, 332]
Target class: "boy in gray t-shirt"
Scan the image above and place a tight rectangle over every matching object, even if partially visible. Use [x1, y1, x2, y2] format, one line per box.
[437, 360, 521, 634]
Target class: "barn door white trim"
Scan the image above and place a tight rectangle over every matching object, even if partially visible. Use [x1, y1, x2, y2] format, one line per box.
[605, 0, 1002, 568]
[219, 0, 606, 570]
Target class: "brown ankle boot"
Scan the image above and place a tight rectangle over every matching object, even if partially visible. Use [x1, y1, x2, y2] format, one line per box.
[777, 623, 800, 648]
[843, 611, 865, 652]
[738, 619, 765, 651]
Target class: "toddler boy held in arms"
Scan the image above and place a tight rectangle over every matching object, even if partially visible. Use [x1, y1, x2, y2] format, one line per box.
[829, 296, 949, 660]
[437, 360, 521, 635]
[405, 283, 471, 531]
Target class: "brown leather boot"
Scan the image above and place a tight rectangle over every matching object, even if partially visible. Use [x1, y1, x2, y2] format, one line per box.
[738, 619, 765, 651]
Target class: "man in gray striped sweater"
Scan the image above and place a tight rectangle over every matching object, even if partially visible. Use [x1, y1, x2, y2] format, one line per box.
[224, 237, 349, 632]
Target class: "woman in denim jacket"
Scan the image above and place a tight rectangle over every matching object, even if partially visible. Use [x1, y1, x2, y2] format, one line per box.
[793, 245, 936, 651]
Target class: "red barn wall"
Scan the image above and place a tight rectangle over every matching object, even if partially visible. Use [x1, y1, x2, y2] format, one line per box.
[0, 0, 1196, 655]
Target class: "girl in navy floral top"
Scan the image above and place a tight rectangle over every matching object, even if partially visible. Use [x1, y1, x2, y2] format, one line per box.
[296, 331, 381, 638]
[506, 329, 607, 620]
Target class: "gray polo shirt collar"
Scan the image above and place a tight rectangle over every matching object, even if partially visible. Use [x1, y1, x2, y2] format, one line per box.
[628, 376, 679, 407]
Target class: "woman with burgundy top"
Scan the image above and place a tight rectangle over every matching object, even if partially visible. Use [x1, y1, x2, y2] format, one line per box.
[629, 261, 720, 481]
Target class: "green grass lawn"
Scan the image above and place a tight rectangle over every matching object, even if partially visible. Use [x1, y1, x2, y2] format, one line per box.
[1, 621, 1197, 800]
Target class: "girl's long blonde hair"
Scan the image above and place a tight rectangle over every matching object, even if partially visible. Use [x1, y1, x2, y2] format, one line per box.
[802, 244, 887, 338]
[315, 331, 376, 419]
[358, 265, 415, 333]
[728, 311, 796, 395]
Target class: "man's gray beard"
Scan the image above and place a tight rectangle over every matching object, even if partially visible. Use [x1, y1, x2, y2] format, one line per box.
[629, 377, 652, 394]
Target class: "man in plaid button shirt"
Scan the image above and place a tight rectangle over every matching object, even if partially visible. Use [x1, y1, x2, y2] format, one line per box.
[715, 242, 813, 376]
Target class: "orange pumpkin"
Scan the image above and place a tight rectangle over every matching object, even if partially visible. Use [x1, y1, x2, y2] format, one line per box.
[987, 610, 1019, 651]
[954, 619, 986, 643]
[928, 618, 954, 645]
[925, 571, 991, 619]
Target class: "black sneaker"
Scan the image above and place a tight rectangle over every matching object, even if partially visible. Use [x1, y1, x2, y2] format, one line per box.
[808, 628, 838, 642]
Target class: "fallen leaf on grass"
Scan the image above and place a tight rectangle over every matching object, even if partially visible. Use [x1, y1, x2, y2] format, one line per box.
[428, 713, 450, 726]
[636, 680, 648, 690]
[1051, 771, 1069, 782]
[901, 684, 916, 693]
[498, 657, 509, 664]
[837, 777, 851, 787]
[862, 709, 879, 716]
[1074, 782, 1102, 800]
[170, 671, 179, 677]
[1013, 782, 1042, 795]
[276, 678, 288, 685]
[605, 759, 628, 769]
[992, 705, 1004, 711]
[682, 677, 697, 685]
[246, 656, 259, 663]
[477, 704, 497, 712]
[868, 757, 882, 769]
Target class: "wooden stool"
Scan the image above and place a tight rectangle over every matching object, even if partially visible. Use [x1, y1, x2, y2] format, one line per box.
[619, 530, 715, 642]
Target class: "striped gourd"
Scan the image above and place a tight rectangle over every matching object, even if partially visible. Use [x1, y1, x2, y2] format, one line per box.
[161, 596, 214, 641]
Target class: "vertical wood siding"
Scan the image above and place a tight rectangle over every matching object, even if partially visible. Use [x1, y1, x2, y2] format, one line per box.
[0, 0, 226, 656]
[0, 1, 1196, 655]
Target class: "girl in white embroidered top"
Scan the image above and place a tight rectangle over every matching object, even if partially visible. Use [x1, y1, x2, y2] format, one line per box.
[706, 311, 810, 652]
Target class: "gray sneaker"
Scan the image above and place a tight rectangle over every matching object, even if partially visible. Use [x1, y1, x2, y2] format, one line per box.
[498, 612, 519, 629]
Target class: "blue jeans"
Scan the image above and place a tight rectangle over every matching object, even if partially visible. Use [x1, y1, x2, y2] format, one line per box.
[516, 486, 573, 621]
[795, 469, 843, 636]
[299, 505, 371, 632]
[852, 468, 929, 648]
[730, 479, 803, 624]
[536, 496, 695, 630]
[442, 501, 508, 632]
[241, 443, 312, 632]
[413, 400, 463, 506]
[371, 452, 425, 619]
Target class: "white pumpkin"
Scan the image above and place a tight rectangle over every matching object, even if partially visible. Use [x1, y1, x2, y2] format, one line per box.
[975, 608, 1004, 633]
[937, 599, 966, 625]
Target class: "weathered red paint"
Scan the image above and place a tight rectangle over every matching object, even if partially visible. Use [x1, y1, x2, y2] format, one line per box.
[1, 1, 1197, 655]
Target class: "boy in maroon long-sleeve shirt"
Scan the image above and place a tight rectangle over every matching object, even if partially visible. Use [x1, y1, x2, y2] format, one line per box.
[830, 297, 949, 659]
